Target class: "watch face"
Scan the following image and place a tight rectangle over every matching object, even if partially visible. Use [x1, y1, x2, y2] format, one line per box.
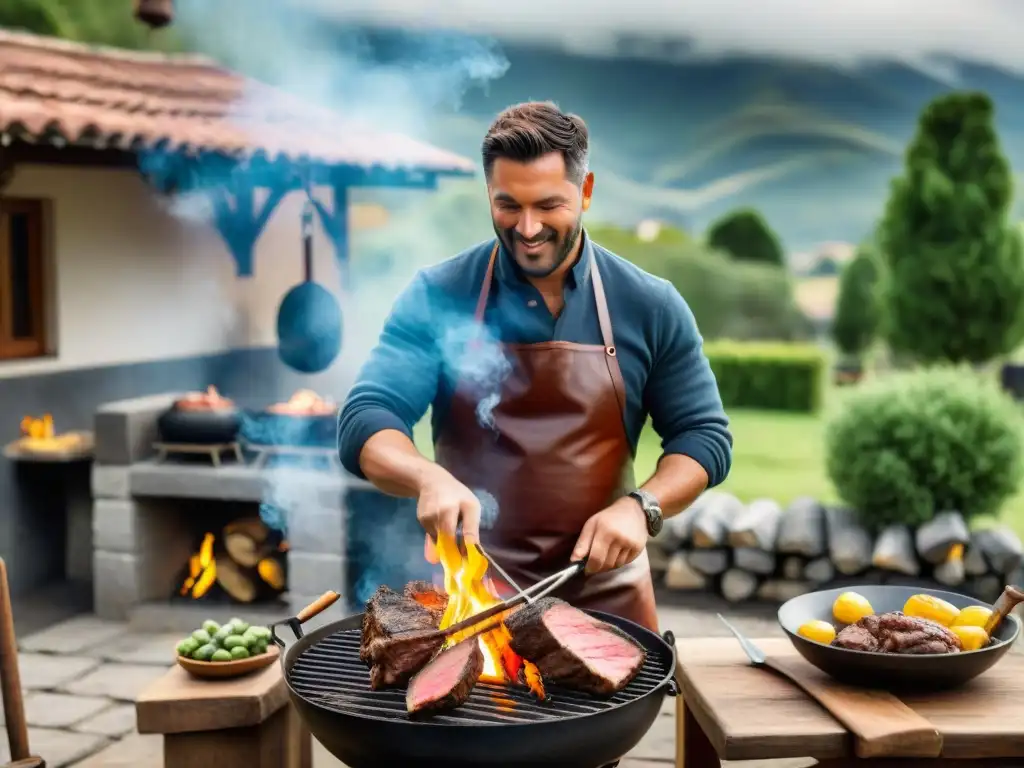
[648, 509, 664, 536]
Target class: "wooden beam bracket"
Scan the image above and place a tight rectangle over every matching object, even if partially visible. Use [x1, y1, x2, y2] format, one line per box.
[212, 182, 288, 277]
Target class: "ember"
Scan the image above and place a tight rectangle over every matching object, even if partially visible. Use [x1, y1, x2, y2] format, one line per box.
[434, 533, 545, 698]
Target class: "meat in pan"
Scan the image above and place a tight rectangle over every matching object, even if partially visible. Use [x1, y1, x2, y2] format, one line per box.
[832, 611, 963, 654]
[406, 638, 484, 716]
[361, 586, 446, 688]
[404, 580, 449, 620]
[505, 597, 646, 695]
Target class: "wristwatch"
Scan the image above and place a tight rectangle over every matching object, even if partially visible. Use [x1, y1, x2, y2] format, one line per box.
[628, 489, 664, 537]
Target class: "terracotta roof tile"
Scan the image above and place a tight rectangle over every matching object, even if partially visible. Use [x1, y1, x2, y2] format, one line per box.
[0, 29, 475, 175]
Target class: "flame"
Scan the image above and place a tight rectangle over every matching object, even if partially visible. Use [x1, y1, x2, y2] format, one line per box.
[267, 389, 336, 415]
[177, 385, 234, 409]
[947, 543, 965, 562]
[21, 414, 54, 440]
[179, 532, 216, 599]
[434, 533, 545, 698]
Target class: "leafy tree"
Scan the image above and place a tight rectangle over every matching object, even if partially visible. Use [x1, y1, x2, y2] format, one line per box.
[586, 223, 810, 341]
[0, 0, 185, 51]
[878, 91, 1024, 364]
[705, 208, 785, 266]
[831, 242, 881, 359]
[808, 255, 840, 277]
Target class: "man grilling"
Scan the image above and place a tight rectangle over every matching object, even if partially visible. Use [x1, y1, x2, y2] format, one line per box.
[338, 101, 732, 633]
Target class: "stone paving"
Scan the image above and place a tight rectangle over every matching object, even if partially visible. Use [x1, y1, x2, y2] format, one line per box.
[4, 594, 1000, 767]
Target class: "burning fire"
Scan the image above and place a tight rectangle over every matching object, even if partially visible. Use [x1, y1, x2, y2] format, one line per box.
[434, 533, 545, 698]
[18, 414, 87, 452]
[177, 385, 234, 410]
[267, 389, 337, 416]
[21, 414, 54, 440]
[179, 532, 289, 599]
[181, 532, 217, 599]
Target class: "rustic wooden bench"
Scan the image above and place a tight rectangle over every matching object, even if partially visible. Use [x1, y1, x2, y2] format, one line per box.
[674, 637, 1024, 767]
[136, 663, 311, 768]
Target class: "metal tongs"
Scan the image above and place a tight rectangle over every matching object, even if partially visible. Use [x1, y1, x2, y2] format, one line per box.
[435, 557, 588, 642]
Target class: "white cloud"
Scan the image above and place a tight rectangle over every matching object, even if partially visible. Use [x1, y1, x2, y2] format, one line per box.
[292, 0, 1024, 73]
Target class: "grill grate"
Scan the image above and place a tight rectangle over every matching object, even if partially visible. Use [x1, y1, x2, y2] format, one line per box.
[289, 628, 672, 726]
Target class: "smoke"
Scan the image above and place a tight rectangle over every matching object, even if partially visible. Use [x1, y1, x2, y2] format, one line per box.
[437, 320, 511, 435]
[158, 0, 512, 594]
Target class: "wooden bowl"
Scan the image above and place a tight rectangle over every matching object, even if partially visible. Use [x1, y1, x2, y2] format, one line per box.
[177, 644, 280, 679]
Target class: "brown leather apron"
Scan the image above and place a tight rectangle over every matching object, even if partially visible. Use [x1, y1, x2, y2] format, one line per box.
[434, 243, 659, 632]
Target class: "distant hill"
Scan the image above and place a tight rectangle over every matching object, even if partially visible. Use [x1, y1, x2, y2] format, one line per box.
[352, 38, 1024, 257]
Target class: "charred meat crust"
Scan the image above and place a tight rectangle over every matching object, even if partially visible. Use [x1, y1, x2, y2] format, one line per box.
[832, 611, 963, 654]
[361, 585, 446, 688]
[406, 639, 484, 716]
[404, 580, 449, 619]
[505, 596, 647, 696]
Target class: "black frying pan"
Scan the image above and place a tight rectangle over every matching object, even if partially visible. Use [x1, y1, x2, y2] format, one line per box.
[275, 201, 343, 374]
[778, 584, 1021, 690]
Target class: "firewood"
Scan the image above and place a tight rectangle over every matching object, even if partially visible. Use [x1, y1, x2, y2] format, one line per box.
[223, 518, 272, 567]
[215, 555, 259, 603]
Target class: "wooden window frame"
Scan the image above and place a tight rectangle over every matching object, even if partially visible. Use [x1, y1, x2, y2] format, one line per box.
[0, 198, 48, 360]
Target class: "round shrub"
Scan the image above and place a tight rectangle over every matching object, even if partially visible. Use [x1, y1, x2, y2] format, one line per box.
[824, 367, 1024, 530]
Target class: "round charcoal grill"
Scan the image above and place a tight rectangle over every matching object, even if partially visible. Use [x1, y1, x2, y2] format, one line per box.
[278, 610, 679, 768]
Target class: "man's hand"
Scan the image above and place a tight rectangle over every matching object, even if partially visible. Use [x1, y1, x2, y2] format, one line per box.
[571, 496, 648, 575]
[416, 465, 482, 548]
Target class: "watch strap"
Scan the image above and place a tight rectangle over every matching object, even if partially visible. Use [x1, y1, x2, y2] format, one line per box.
[628, 489, 662, 536]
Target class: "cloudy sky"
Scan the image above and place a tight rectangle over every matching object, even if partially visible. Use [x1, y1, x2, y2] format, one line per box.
[293, 0, 1024, 74]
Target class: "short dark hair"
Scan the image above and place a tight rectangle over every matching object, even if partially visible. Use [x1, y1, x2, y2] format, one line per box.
[481, 101, 589, 185]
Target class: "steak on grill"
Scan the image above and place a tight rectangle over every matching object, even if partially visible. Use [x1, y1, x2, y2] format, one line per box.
[404, 580, 448, 619]
[406, 638, 484, 716]
[361, 585, 446, 689]
[505, 597, 646, 695]
[832, 611, 963, 654]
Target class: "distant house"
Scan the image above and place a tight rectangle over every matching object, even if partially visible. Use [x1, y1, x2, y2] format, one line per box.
[0, 29, 472, 594]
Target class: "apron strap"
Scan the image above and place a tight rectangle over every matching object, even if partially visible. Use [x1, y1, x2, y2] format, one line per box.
[589, 256, 629, 420]
[474, 243, 500, 323]
[588, 257, 616, 352]
[473, 240, 628, 420]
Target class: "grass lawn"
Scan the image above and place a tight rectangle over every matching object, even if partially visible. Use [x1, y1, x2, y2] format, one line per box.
[415, 407, 1024, 540]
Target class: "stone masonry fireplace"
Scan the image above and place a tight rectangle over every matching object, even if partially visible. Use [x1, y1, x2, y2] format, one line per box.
[90, 394, 351, 629]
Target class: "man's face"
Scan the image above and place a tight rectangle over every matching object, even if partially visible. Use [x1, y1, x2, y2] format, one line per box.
[488, 152, 594, 279]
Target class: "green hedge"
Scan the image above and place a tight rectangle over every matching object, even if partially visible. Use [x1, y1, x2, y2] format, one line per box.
[705, 341, 826, 413]
[587, 224, 813, 342]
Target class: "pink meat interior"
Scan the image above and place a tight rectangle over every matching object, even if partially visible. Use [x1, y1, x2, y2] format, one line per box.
[408, 640, 477, 704]
[543, 603, 643, 685]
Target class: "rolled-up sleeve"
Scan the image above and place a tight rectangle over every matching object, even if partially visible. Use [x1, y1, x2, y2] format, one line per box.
[643, 281, 733, 487]
[338, 272, 440, 478]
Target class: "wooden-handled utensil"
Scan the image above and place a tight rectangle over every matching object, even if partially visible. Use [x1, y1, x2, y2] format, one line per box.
[717, 614, 942, 758]
[0, 559, 45, 768]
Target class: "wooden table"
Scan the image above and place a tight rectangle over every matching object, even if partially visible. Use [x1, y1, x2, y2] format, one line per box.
[674, 637, 1024, 767]
[136, 663, 312, 768]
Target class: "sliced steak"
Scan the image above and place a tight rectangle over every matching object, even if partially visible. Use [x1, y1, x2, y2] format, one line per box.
[505, 597, 646, 696]
[406, 638, 484, 716]
[832, 611, 962, 655]
[404, 580, 448, 619]
[361, 585, 446, 688]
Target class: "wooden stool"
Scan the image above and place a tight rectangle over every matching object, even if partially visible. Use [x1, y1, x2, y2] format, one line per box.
[136, 663, 311, 768]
